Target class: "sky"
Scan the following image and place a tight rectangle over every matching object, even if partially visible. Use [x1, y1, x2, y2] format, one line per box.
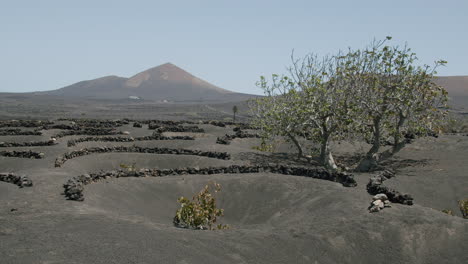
[1, 0, 467, 95]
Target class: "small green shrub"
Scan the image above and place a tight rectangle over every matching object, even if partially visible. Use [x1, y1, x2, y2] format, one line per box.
[173, 182, 229, 230]
[120, 162, 137, 172]
[441, 209, 453, 216]
[459, 199, 468, 219]
[252, 138, 275, 152]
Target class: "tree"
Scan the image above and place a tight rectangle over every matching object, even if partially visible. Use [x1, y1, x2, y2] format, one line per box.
[232, 105, 238, 122]
[351, 37, 448, 171]
[250, 52, 360, 171]
[250, 37, 448, 172]
[249, 75, 307, 158]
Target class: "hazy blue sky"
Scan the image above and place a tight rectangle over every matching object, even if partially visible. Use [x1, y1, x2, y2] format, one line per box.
[1, 0, 467, 95]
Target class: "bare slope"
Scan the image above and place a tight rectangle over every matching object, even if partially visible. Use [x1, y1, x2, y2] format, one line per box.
[45, 63, 255, 103]
[434, 76, 468, 110]
[0, 121, 467, 264]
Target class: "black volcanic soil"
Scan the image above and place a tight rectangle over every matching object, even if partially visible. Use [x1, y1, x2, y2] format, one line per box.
[0, 121, 467, 264]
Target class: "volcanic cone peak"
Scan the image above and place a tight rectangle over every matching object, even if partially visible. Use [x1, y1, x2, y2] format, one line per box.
[125, 63, 230, 93]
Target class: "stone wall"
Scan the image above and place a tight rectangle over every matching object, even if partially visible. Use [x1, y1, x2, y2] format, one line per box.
[55, 146, 230, 167]
[216, 130, 261, 145]
[63, 164, 357, 201]
[366, 170, 413, 205]
[0, 173, 33, 188]
[53, 128, 124, 138]
[67, 134, 194, 147]
[0, 120, 53, 128]
[0, 129, 42, 136]
[0, 150, 44, 159]
[148, 124, 205, 133]
[0, 140, 57, 148]
[56, 119, 129, 128]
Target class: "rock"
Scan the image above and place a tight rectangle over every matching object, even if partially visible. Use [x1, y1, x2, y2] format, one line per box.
[373, 194, 388, 201]
[366, 171, 413, 206]
[372, 200, 382, 206]
[378, 201, 385, 209]
[369, 205, 380, 213]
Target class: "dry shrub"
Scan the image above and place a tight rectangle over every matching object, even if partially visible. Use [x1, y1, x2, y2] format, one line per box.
[459, 199, 468, 219]
[119, 162, 137, 172]
[441, 209, 453, 216]
[173, 182, 229, 230]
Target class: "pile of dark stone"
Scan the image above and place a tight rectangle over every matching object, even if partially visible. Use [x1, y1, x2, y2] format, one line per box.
[0, 129, 42, 136]
[0, 173, 33, 188]
[67, 134, 195, 147]
[216, 130, 261, 145]
[0, 120, 53, 128]
[133, 122, 143, 128]
[63, 164, 357, 201]
[53, 128, 124, 138]
[0, 139, 57, 147]
[367, 170, 413, 207]
[0, 150, 44, 159]
[55, 146, 230, 167]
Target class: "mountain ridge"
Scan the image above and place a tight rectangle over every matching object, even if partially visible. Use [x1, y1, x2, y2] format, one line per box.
[43, 63, 253, 103]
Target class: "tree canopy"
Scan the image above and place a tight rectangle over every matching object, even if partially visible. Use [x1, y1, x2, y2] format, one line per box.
[249, 37, 448, 172]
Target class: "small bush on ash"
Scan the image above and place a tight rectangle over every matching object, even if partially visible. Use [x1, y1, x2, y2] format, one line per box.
[120, 162, 137, 172]
[252, 138, 275, 152]
[459, 199, 468, 219]
[173, 182, 229, 230]
[441, 209, 453, 216]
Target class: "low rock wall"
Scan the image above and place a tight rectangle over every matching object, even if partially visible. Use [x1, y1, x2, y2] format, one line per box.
[366, 170, 413, 205]
[56, 119, 128, 128]
[0, 150, 44, 159]
[54, 128, 124, 138]
[0, 120, 53, 128]
[0, 129, 42, 136]
[0, 173, 33, 188]
[63, 164, 357, 201]
[67, 134, 194, 147]
[216, 130, 261, 145]
[0, 140, 57, 148]
[55, 146, 230, 167]
[148, 124, 205, 133]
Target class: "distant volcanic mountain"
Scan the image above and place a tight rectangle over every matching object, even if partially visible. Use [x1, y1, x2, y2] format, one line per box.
[44, 63, 255, 103]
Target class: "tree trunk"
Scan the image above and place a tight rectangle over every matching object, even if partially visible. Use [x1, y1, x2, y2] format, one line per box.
[288, 134, 304, 159]
[319, 133, 338, 171]
[356, 117, 381, 172]
[379, 141, 406, 161]
[378, 113, 407, 161]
